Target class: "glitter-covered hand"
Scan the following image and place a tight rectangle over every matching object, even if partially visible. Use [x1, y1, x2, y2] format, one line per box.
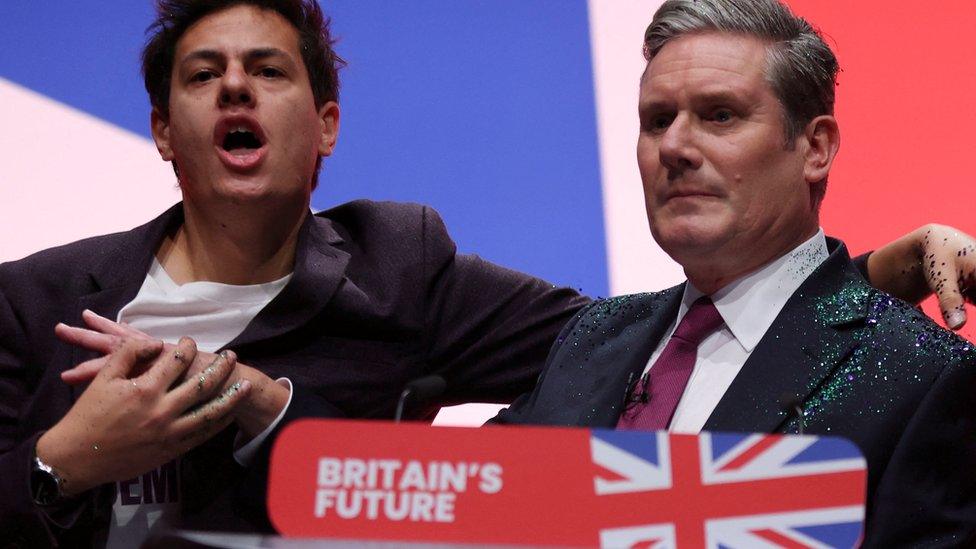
[867, 224, 976, 329]
[35, 336, 249, 497]
[56, 309, 290, 440]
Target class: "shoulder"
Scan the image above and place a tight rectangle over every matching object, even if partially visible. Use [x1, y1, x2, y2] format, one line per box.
[0, 230, 131, 289]
[569, 289, 679, 333]
[0, 206, 174, 292]
[314, 200, 458, 268]
[803, 248, 974, 371]
[859, 291, 976, 372]
[315, 199, 443, 239]
[311, 200, 461, 282]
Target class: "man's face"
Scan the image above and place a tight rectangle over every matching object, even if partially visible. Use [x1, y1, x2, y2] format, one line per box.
[637, 32, 820, 281]
[152, 5, 338, 208]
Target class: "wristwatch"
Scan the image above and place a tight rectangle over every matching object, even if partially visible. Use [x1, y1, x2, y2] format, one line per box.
[30, 454, 65, 506]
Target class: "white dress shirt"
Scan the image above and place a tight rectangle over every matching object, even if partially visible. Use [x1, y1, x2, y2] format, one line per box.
[643, 229, 829, 434]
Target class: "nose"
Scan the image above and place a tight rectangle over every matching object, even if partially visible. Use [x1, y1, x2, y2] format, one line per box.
[658, 113, 703, 175]
[218, 63, 255, 108]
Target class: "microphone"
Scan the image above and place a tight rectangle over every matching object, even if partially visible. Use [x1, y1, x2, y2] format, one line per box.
[394, 375, 447, 423]
[622, 371, 650, 415]
[779, 392, 806, 435]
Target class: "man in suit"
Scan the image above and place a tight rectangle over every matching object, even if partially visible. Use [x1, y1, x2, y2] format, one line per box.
[495, 0, 976, 545]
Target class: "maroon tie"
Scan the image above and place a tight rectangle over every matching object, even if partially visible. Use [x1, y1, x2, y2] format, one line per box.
[617, 296, 724, 431]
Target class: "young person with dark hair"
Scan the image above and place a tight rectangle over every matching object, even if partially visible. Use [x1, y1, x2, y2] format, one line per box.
[0, 2, 585, 545]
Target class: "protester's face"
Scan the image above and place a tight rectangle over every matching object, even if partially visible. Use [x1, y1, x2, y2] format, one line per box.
[637, 32, 818, 279]
[152, 5, 338, 206]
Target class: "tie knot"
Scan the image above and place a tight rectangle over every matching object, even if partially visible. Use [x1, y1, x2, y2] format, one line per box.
[672, 296, 723, 345]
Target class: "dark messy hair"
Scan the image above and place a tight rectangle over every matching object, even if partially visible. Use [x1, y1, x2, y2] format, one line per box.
[142, 0, 344, 119]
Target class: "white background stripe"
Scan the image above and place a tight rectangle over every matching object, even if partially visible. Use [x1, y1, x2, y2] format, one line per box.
[587, 0, 683, 295]
[0, 78, 179, 263]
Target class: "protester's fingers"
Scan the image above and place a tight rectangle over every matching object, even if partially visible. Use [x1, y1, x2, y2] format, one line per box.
[82, 309, 152, 340]
[950, 265, 976, 328]
[939, 283, 967, 330]
[138, 336, 197, 389]
[957, 250, 976, 306]
[917, 226, 976, 330]
[55, 323, 118, 354]
[60, 356, 109, 384]
[964, 279, 976, 305]
[923, 261, 964, 330]
[103, 337, 165, 379]
[922, 243, 972, 330]
[170, 379, 251, 449]
[165, 351, 237, 413]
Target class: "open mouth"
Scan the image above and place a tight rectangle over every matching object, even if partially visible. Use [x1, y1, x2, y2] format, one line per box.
[214, 116, 268, 171]
[222, 126, 264, 155]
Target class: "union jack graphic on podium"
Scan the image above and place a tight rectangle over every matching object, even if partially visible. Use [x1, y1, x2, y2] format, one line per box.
[591, 430, 867, 548]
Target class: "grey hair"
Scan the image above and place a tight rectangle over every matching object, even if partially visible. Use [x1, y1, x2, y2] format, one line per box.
[644, 0, 839, 147]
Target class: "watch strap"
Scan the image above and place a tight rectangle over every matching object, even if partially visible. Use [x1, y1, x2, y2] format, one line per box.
[31, 452, 66, 506]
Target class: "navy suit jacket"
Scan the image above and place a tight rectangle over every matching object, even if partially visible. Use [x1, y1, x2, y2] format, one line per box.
[496, 239, 976, 547]
[0, 201, 588, 547]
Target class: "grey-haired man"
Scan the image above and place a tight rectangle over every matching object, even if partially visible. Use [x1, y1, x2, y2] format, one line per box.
[496, 1, 976, 545]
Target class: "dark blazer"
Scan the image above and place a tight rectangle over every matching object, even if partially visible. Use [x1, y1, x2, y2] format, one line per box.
[0, 201, 588, 547]
[496, 239, 976, 547]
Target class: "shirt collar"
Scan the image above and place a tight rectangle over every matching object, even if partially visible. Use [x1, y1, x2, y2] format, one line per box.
[677, 229, 829, 353]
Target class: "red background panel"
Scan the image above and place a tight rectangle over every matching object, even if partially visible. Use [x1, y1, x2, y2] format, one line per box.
[787, 0, 976, 341]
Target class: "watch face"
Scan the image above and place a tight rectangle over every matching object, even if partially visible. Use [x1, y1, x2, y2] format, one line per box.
[31, 468, 60, 506]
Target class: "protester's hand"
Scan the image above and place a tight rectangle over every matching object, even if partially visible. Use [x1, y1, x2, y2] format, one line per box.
[57, 310, 290, 440]
[867, 224, 976, 329]
[918, 225, 976, 328]
[35, 337, 250, 496]
[58, 310, 230, 385]
[56, 310, 156, 383]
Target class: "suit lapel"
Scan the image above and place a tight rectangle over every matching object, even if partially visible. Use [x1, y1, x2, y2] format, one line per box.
[223, 212, 350, 351]
[577, 286, 684, 427]
[64, 205, 350, 372]
[69, 205, 183, 399]
[705, 241, 874, 433]
[183, 213, 349, 513]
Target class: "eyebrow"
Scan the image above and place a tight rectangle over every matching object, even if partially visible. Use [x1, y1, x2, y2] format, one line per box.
[639, 89, 751, 112]
[180, 47, 292, 66]
[692, 89, 751, 106]
[244, 47, 291, 62]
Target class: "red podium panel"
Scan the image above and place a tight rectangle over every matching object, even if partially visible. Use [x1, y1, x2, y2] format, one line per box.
[268, 419, 866, 547]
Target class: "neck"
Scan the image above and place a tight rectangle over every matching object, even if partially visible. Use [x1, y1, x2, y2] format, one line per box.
[684, 224, 819, 296]
[158, 198, 308, 285]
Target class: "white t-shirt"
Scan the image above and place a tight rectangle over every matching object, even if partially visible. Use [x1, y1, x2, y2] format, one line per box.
[105, 259, 292, 548]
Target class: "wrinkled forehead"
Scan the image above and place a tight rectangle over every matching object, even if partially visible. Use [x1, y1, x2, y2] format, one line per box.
[639, 32, 774, 103]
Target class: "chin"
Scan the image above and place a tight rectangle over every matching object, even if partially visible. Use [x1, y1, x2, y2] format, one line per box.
[650, 219, 731, 264]
[219, 186, 271, 202]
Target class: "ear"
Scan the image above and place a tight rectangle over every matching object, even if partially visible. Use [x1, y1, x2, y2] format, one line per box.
[317, 101, 341, 157]
[802, 115, 840, 184]
[151, 108, 175, 161]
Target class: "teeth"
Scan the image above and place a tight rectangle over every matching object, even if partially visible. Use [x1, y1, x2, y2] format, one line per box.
[230, 125, 250, 134]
